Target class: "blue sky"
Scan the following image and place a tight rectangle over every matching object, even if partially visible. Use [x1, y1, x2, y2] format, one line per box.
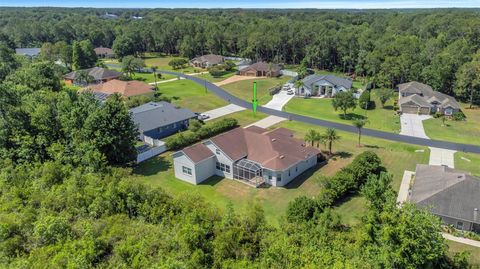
[1, 0, 480, 9]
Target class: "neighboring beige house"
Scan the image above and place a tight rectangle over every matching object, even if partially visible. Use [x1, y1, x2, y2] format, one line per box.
[238, 62, 282, 77]
[63, 67, 122, 85]
[409, 164, 480, 233]
[190, 54, 224, 68]
[398, 81, 460, 116]
[172, 126, 321, 187]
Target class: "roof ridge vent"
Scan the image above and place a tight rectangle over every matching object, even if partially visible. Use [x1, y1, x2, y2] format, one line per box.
[271, 138, 276, 142]
[279, 155, 285, 159]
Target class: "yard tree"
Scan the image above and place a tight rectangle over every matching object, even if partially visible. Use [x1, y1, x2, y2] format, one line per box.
[358, 90, 371, 110]
[304, 129, 317, 147]
[323, 128, 340, 155]
[122, 56, 145, 78]
[352, 119, 368, 147]
[79, 40, 98, 67]
[54, 41, 72, 68]
[332, 91, 356, 117]
[286, 196, 318, 223]
[168, 58, 188, 70]
[6, 61, 62, 92]
[82, 93, 138, 165]
[297, 58, 309, 79]
[455, 56, 480, 108]
[112, 35, 138, 58]
[377, 88, 393, 108]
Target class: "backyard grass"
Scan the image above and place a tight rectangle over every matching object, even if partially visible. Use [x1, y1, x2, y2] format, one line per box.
[446, 240, 480, 267]
[423, 105, 480, 146]
[197, 70, 237, 83]
[156, 79, 227, 112]
[133, 117, 429, 226]
[143, 55, 201, 74]
[284, 90, 401, 133]
[455, 152, 480, 177]
[222, 76, 290, 105]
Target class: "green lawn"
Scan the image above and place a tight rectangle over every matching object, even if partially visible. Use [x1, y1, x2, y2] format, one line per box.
[447, 240, 480, 267]
[222, 76, 290, 105]
[423, 105, 480, 146]
[143, 55, 201, 74]
[209, 109, 268, 126]
[156, 79, 227, 112]
[455, 152, 480, 177]
[133, 116, 429, 226]
[284, 90, 401, 133]
[196, 70, 237, 83]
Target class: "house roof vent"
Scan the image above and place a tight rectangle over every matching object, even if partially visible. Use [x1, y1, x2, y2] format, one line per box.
[271, 138, 276, 142]
[279, 155, 285, 159]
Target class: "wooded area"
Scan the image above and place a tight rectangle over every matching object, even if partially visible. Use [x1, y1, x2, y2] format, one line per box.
[0, 8, 479, 268]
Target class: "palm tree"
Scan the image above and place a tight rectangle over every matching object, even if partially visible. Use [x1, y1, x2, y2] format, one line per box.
[314, 131, 325, 149]
[294, 80, 304, 96]
[352, 119, 368, 147]
[324, 128, 340, 155]
[304, 129, 317, 147]
[151, 65, 158, 90]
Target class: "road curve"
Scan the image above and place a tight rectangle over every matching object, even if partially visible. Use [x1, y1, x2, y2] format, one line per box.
[157, 70, 480, 154]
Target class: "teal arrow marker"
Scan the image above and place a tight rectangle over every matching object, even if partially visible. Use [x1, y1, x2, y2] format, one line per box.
[252, 81, 258, 117]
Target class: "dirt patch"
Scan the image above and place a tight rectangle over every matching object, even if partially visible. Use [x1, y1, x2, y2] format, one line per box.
[214, 75, 267, 87]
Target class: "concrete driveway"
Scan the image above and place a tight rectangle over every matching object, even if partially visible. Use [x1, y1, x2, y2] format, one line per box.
[400, 114, 432, 139]
[264, 91, 295, 111]
[429, 147, 456, 168]
[203, 104, 245, 121]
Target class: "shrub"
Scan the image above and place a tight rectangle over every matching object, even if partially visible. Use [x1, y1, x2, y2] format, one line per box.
[452, 112, 466, 121]
[269, 85, 282, 96]
[358, 90, 371, 110]
[433, 112, 443, 118]
[286, 196, 318, 223]
[165, 118, 238, 150]
[208, 66, 226, 77]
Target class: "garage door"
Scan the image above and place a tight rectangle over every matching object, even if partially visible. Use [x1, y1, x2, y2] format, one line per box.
[401, 105, 419, 114]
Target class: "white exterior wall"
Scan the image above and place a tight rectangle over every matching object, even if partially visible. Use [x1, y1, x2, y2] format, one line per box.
[263, 155, 318, 187]
[204, 141, 235, 179]
[173, 153, 216, 185]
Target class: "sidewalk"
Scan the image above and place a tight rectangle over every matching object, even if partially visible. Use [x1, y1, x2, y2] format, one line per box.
[443, 233, 480, 248]
[397, 170, 414, 205]
[203, 104, 245, 121]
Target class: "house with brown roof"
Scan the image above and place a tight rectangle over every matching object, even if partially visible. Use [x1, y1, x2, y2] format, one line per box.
[94, 47, 114, 58]
[63, 67, 122, 86]
[85, 79, 154, 99]
[190, 54, 224, 68]
[238, 62, 282, 77]
[398, 81, 461, 116]
[172, 126, 320, 187]
[408, 164, 480, 232]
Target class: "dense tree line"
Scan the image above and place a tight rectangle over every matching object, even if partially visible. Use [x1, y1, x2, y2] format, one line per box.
[1, 8, 480, 103]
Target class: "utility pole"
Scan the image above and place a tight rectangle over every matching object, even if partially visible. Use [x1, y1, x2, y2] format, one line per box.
[252, 81, 258, 117]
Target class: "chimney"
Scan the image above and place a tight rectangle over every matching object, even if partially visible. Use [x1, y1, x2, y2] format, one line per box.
[474, 208, 479, 223]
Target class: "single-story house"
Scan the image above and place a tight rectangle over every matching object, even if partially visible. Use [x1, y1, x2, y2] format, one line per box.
[409, 164, 480, 233]
[94, 47, 114, 58]
[63, 67, 122, 86]
[398, 81, 461, 116]
[15, 48, 41, 58]
[172, 126, 321, 187]
[85, 79, 154, 99]
[130, 101, 197, 145]
[297, 74, 353, 97]
[238, 62, 282, 77]
[190, 54, 224, 68]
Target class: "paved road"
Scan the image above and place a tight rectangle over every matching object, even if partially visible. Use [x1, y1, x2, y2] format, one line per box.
[154, 70, 480, 154]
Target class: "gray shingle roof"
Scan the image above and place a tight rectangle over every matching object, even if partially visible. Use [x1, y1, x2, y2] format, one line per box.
[15, 48, 40, 57]
[410, 164, 480, 224]
[130, 102, 196, 134]
[63, 67, 122, 81]
[398, 81, 460, 110]
[399, 94, 431, 108]
[191, 54, 224, 65]
[302, 74, 353, 89]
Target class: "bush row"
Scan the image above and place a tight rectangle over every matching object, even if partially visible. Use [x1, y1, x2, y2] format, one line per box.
[165, 118, 238, 150]
[287, 151, 384, 223]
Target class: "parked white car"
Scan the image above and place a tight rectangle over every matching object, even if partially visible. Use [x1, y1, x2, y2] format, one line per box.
[198, 113, 210, 120]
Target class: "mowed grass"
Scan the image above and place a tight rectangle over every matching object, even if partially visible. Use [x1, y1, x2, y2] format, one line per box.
[455, 152, 480, 176]
[423, 105, 480, 146]
[209, 109, 268, 126]
[222, 76, 290, 105]
[197, 71, 238, 83]
[133, 116, 429, 226]
[284, 90, 401, 133]
[143, 55, 201, 74]
[157, 79, 227, 112]
[447, 240, 480, 267]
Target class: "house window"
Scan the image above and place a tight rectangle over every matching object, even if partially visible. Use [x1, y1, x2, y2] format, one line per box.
[277, 174, 282, 182]
[216, 162, 229, 172]
[216, 162, 221, 170]
[268, 173, 272, 180]
[288, 170, 291, 177]
[225, 165, 230, 173]
[457, 221, 464, 230]
[182, 166, 192, 176]
[216, 149, 221, 155]
[295, 166, 298, 172]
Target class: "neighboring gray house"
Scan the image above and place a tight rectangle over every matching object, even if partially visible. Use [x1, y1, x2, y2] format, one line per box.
[190, 54, 224, 68]
[172, 126, 321, 187]
[63, 67, 122, 86]
[130, 102, 197, 146]
[409, 164, 480, 232]
[15, 48, 41, 58]
[398, 81, 461, 116]
[297, 74, 353, 97]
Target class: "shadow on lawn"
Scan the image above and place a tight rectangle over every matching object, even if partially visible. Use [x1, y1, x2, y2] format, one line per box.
[285, 161, 326, 189]
[335, 151, 353, 159]
[199, 176, 224, 186]
[339, 113, 367, 120]
[133, 156, 171, 176]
